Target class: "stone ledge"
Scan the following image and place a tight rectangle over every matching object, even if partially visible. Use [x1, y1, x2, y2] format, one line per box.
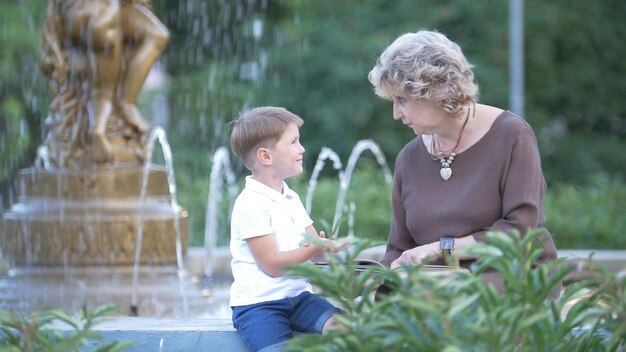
[187, 246, 626, 278]
[71, 318, 249, 352]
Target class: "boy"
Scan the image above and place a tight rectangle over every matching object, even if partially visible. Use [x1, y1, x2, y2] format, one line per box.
[229, 107, 344, 352]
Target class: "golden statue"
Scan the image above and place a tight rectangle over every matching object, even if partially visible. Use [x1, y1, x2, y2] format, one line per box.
[1, 0, 188, 267]
[41, 0, 169, 166]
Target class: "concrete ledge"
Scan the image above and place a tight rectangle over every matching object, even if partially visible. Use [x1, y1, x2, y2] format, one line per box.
[557, 249, 626, 269]
[187, 246, 626, 278]
[85, 318, 249, 352]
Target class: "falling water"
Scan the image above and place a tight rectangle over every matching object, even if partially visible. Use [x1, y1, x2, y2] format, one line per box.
[346, 202, 356, 238]
[30, 146, 63, 264]
[305, 147, 344, 213]
[203, 146, 238, 284]
[34, 145, 51, 170]
[131, 126, 186, 316]
[332, 139, 392, 233]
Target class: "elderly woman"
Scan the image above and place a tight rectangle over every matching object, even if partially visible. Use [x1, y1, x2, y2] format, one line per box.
[368, 30, 558, 292]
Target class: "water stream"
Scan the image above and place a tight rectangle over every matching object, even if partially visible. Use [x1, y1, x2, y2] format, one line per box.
[131, 126, 187, 316]
[331, 140, 392, 234]
[203, 146, 238, 286]
[305, 147, 344, 214]
[34, 145, 52, 170]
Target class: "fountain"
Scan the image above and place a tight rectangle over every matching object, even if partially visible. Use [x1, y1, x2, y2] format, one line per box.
[0, 0, 195, 317]
[202, 146, 238, 286]
[2, 0, 188, 267]
[130, 126, 187, 316]
[304, 140, 393, 235]
[332, 140, 392, 232]
[0, 3, 395, 348]
[306, 147, 344, 214]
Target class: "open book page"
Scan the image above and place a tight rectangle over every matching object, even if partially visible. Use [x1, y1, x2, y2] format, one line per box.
[313, 256, 472, 300]
[313, 258, 384, 272]
[314, 258, 470, 277]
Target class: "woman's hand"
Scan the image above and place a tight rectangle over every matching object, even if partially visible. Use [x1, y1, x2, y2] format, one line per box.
[390, 243, 439, 270]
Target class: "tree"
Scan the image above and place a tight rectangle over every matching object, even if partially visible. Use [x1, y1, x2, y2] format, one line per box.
[0, 1, 48, 204]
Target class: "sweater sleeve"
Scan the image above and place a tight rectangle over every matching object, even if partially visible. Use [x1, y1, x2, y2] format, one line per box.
[381, 152, 415, 267]
[471, 123, 548, 242]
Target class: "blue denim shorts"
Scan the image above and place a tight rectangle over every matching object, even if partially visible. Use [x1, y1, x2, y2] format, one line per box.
[232, 291, 342, 352]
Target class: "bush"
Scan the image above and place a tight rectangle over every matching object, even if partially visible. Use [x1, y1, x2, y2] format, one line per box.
[285, 230, 625, 351]
[541, 132, 626, 186]
[0, 304, 132, 352]
[545, 174, 626, 249]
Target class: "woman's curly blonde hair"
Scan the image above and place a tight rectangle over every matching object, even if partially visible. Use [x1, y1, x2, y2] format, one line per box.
[368, 30, 478, 114]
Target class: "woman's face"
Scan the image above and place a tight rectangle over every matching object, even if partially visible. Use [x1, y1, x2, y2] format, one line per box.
[392, 94, 445, 135]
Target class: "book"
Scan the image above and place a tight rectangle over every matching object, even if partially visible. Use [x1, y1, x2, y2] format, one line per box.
[314, 258, 471, 300]
[314, 257, 470, 277]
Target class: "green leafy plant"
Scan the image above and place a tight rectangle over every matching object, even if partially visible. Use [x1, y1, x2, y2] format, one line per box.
[285, 230, 625, 351]
[0, 304, 133, 352]
[544, 174, 626, 249]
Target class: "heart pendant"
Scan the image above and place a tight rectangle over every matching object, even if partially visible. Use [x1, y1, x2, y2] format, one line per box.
[440, 167, 452, 180]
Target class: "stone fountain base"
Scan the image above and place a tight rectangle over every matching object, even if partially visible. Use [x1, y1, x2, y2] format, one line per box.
[2, 166, 188, 266]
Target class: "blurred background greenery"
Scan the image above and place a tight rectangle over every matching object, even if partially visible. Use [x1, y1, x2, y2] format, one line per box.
[1, 0, 624, 250]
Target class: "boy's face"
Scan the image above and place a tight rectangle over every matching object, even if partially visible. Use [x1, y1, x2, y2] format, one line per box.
[269, 123, 305, 179]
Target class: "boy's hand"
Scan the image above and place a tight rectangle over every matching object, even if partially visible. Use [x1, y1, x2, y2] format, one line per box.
[315, 231, 350, 253]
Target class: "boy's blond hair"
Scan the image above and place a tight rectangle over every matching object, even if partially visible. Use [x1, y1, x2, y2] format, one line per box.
[230, 107, 304, 170]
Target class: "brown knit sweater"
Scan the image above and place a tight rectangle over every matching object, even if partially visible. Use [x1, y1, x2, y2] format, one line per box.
[381, 111, 558, 269]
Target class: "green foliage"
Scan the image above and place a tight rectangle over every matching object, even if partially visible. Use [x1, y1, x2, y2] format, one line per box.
[289, 237, 387, 317]
[285, 230, 625, 351]
[0, 97, 30, 181]
[541, 131, 626, 185]
[525, 0, 626, 134]
[171, 137, 244, 247]
[290, 159, 392, 241]
[166, 61, 257, 151]
[0, 304, 132, 352]
[169, 140, 212, 247]
[0, 1, 48, 189]
[152, 0, 267, 153]
[257, 0, 625, 171]
[545, 174, 626, 249]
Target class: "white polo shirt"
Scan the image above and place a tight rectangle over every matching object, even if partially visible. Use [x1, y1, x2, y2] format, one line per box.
[229, 176, 314, 307]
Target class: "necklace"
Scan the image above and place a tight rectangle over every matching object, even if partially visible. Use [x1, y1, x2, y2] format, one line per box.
[430, 105, 473, 180]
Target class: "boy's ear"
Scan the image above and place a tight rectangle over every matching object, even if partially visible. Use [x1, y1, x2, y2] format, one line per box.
[256, 147, 272, 165]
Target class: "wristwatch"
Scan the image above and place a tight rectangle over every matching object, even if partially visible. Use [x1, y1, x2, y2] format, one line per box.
[439, 236, 455, 256]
